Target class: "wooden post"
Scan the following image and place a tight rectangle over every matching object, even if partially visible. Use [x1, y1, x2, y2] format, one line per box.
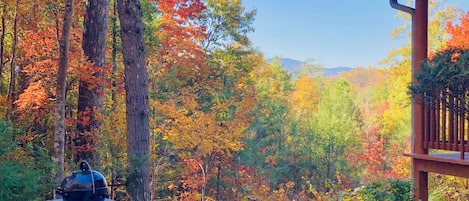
[412, 0, 428, 200]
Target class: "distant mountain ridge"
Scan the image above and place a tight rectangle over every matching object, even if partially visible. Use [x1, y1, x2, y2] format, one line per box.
[268, 58, 353, 77]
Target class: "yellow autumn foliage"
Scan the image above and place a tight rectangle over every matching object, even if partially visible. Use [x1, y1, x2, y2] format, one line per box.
[153, 86, 254, 158]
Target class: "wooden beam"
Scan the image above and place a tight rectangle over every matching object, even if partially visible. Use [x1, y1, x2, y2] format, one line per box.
[414, 157, 469, 179]
[405, 152, 469, 166]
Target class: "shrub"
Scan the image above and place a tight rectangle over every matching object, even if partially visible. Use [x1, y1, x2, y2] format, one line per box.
[410, 48, 469, 113]
[356, 179, 413, 201]
[0, 121, 52, 200]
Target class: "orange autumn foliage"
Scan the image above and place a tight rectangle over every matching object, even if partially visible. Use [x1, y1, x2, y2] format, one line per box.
[19, 28, 59, 84]
[15, 81, 49, 121]
[16, 25, 101, 121]
[446, 12, 469, 49]
[156, 0, 207, 74]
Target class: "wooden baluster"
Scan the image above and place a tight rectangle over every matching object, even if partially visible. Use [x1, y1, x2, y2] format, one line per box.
[430, 96, 436, 148]
[443, 92, 447, 150]
[456, 93, 459, 153]
[462, 90, 469, 152]
[424, 98, 429, 149]
[450, 94, 456, 150]
[436, 93, 441, 149]
[460, 92, 465, 159]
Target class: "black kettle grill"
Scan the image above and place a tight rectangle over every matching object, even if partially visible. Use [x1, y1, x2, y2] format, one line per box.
[56, 161, 109, 201]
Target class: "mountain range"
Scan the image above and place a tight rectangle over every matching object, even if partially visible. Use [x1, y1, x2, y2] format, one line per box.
[269, 58, 353, 77]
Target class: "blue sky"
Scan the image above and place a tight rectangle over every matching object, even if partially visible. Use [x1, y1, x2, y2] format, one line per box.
[241, 0, 469, 68]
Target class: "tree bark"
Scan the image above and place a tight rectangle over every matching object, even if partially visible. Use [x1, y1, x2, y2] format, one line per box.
[0, 4, 6, 84]
[75, 0, 109, 163]
[54, 0, 74, 198]
[117, 0, 151, 200]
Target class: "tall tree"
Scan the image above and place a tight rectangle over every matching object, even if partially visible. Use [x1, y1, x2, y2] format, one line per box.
[312, 79, 362, 190]
[75, 0, 109, 163]
[154, 0, 205, 73]
[0, 4, 7, 84]
[54, 0, 74, 198]
[6, 0, 19, 120]
[117, 0, 150, 200]
[201, 0, 255, 51]
[242, 57, 295, 187]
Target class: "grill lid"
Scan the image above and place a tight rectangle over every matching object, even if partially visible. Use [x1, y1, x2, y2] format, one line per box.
[56, 161, 109, 201]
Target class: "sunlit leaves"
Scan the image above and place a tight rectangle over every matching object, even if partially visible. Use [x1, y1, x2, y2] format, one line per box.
[154, 83, 252, 158]
[446, 12, 469, 49]
[155, 0, 206, 73]
[290, 74, 319, 117]
[15, 81, 49, 121]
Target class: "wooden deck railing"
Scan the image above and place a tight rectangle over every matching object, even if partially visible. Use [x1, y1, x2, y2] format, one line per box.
[422, 89, 468, 159]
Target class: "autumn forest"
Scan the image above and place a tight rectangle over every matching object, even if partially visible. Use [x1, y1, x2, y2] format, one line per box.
[1, 0, 469, 200]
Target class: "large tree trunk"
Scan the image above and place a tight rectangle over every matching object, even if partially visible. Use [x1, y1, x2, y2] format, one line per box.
[75, 0, 109, 163]
[117, 0, 151, 200]
[54, 0, 74, 198]
[0, 4, 6, 84]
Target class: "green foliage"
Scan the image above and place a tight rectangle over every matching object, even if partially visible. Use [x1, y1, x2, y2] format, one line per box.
[0, 121, 53, 201]
[241, 57, 297, 187]
[202, 0, 256, 50]
[0, 161, 42, 200]
[356, 179, 413, 201]
[141, 0, 161, 49]
[311, 79, 362, 188]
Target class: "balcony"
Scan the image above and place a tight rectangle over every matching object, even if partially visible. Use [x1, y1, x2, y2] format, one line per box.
[406, 48, 469, 200]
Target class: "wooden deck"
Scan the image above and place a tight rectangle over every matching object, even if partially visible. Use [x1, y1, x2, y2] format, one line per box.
[406, 152, 469, 165]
